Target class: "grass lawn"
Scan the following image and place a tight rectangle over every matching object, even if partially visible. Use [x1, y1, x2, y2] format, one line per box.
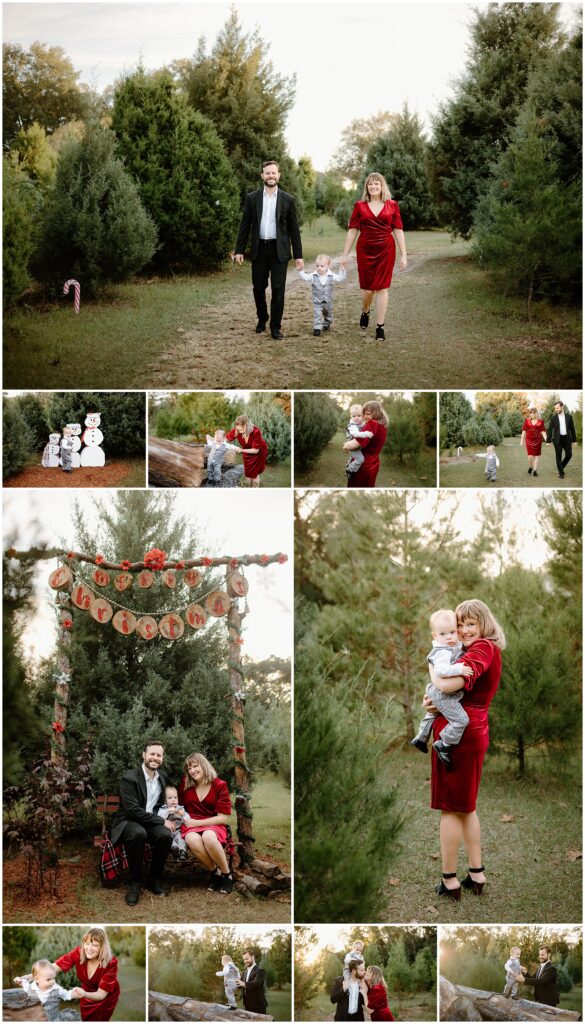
[559, 985, 583, 1014]
[295, 430, 436, 487]
[439, 436, 582, 488]
[112, 959, 147, 1021]
[3, 773, 290, 925]
[5, 220, 580, 390]
[296, 988, 437, 1021]
[370, 749, 582, 924]
[266, 986, 292, 1022]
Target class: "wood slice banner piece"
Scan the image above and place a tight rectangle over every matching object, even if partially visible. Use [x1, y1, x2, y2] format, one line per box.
[162, 570, 177, 589]
[184, 568, 203, 588]
[159, 613, 185, 640]
[114, 572, 133, 592]
[49, 566, 73, 591]
[205, 589, 232, 617]
[136, 615, 158, 640]
[227, 571, 249, 598]
[92, 568, 110, 588]
[186, 603, 208, 630]
[137, 570, 154, 589]
[90, 597, 113, 624]
[71, 583, 94, 611]
[112, 610, 137, 635]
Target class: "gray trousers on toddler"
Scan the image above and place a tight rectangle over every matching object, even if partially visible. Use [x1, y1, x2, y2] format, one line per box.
[503, 979, 519, 998]
[416, 682, 469, 746]
[224, 978, 238, 1008]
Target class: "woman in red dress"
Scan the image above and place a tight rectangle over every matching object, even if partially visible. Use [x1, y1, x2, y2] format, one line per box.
[365, 966, 395, 1021]
[520, 407, 546, 478]
[425, 599, 505, 900]
[343, 400, 388, 487]
[53, 928, 120, 1021]
[178, 751, 234, 894]
[340, 172, 407, 340]
[225, 414, 268, 486]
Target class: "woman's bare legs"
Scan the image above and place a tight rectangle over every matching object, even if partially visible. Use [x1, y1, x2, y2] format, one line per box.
[250, 476, 260, 488]
[375, 289, 389, 326]
[439, 811, 464, 889]
[185, 832, 215, 869]
[461, 811, 486, 883]
[528, 455, 535, 470]
[361, 289, 374, 314]
[533, 455, 539, 472]
[200, 830, 230, 874]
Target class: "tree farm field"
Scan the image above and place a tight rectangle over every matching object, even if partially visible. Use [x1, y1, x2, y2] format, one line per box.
[4, 220, 580, 390]
[377, 747, 582, 926]
[440, 436, 583, 488]
[296, 430, 436, 488]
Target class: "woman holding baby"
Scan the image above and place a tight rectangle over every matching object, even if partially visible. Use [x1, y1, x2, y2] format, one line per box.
[343, 400, 388, 488]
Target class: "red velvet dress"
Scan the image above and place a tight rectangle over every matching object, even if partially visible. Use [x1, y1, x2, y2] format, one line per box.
[178, 777, 232, 844]
[368, 983, 395, 1021]
[523, 418, 546, 456]
[347, 420, 387, 488]
[54, 948, 120, 1022]
[348, 200, 403, 290]
[225, 427, 268, 479]
[431, 639, 501, 812]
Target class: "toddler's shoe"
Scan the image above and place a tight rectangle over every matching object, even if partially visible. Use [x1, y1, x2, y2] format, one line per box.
[313, 329, 321, 336]
[410, 736, 428, 753]
[432, 739, 452, 767]
[322, 324, 331, 332]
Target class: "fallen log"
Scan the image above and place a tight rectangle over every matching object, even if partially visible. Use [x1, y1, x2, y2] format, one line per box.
[3, 988, 80, 1020]
[148, 438, 238, 488]
[439, 977, 581, 1022]
[148, 991, 274, 1021]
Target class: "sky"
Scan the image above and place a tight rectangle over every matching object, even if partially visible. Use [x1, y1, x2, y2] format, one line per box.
[149, 923, 290, 943]
[4, 2, 580, 170]
[462, 391, 582, 411]
[3, 488, 293, 665]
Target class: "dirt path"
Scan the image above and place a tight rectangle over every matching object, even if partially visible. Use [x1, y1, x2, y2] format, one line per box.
[142, 243, 580, 389]
[3, 460, 144, 488]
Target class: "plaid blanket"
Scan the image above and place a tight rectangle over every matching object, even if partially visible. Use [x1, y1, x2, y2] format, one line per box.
[98, 830, 151, 886]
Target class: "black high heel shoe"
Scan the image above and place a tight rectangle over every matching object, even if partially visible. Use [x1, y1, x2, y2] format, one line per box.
[435, 872, 461, 901]
[461, 865, 485, 895]
[375, 323, 385, 340]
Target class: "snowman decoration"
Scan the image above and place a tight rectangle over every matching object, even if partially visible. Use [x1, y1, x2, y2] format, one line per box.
[66, 423, 82, 468]
[42, 433, 61, 468]
[80, 412, 105, 467]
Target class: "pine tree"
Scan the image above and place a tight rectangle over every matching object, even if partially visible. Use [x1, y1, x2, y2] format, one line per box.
[294, 930, 323, 1016]
[2, 398, 35, 479]
[538, 491, 582, 606]
[34, 120, 157, 296]
[385, 398, 424, 463]
[296, 157, 318, 226]
[365, 105, 436, 229]
[246, 393, 291, 464]
[3, 156, 39, 308]
[294, 393, 339, 474]
[47, 392, 146, 457]
[269, 932, 292, 990]
[13, 394, 49, 452]
[439, 392, 475, 449]
[385, 938, 414, 1005]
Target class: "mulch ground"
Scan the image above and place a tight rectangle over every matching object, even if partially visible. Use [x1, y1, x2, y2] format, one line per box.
[4, 460, 144, 487]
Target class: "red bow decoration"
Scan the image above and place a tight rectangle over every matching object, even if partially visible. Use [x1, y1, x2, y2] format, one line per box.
[278, 553, 288, 564]
[143, 548, 168, 571]
[62, 618, 73, 629]
[260, 554, 269, 565]
[175, 560, 185, 570]
[202, 557, 213, 566]
[95, 554, 105, 565]
[52, 721, 65, 734]
[66, 552, 76, 560]
[119, 560, 132, 571]
[229, 558, 239, 568]
[234, 745, 246, 754]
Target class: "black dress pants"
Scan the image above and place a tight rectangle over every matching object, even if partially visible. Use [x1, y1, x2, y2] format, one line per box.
[252, 240, 288, 331]
[554, 438, 572, 473]
[120, 820, 173, 882]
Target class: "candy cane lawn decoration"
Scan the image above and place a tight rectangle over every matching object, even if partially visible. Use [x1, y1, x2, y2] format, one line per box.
[63, 279, 80, 313]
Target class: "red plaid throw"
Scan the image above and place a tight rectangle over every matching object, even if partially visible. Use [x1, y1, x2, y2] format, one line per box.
[98, 831, 152, 886]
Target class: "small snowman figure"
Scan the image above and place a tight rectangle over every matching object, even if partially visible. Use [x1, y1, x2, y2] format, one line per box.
[42, 433, 61, 468]
[80, 412, 105, 467]
[68, 423, 82, 469]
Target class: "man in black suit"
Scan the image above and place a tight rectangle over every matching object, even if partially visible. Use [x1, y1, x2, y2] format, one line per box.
[547, 400, 578, 479]
[330, 961, 366, 1021]
[519, 947, 559, 1006]
[233, 159, 304, 340]
[110, 739, 175, 906]
[237, 950, 268, 1014]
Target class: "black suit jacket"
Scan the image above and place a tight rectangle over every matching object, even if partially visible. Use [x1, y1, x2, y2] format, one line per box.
[234, 187, 303, 263]
[110, 766, 169, 846]
[522, 962, 558, 1006]
[240, 964, 267, 1014]
[330, 976, 365, 1021]
[547, 412, 577, 445]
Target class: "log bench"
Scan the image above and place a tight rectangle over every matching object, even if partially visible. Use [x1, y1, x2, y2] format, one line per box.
[3, 989, 80, 1021]
[148, 991, 274, 1021]
[148, 438, 243, 488]
[439, 976, 582, 1022]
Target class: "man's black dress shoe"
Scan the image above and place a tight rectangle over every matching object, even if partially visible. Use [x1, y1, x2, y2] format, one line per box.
[145, 878, 165, 895]
[255, 320, 267, 333]
[125, 881, 140, 906]
[271, 330, 284, 340]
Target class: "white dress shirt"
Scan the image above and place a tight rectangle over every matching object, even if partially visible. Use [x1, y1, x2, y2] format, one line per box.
[142, 764, 162, 813]
[558, 413, 567, 435]
[260, 188, 278, 239]
[245, 964, 255, 982]
[347, 979, 360, 1015]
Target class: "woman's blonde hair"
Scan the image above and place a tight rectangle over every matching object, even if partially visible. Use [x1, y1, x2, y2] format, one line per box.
[528, 407, 538, 416]
[182, 751, 218, 790]
[368, 966, 387, 988]
[361, 172, 392, 202]
[363, 400, 389, 427]
[80, 928, 113, 968]
[456, 599, 506, 650]
[235, 414, 254, 436]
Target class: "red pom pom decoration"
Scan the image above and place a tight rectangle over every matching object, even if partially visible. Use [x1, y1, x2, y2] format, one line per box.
[278, 553, 288, 564]
[260, 554, 269, 565]
[175, 560, 185, 570]
[119, 560, 132, 571]
[95, 554, 105, 564]
[202, 557, 213, 566]
[62, 618, 73, 629]
[52, 721, 65, 734]
[143, 548, 168, 571]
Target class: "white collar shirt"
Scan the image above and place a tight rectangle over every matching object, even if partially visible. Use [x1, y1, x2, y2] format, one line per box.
[142, 764, 162, 813]
[537, 961, 550, 977]
[558, 413, 567, 434]
[260, 188, 278, 239]
[245, 965, 255, 982]
[347, 979, 359, 1015]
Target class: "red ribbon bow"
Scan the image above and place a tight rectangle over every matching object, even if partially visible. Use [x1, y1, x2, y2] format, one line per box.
[119, 560, 132, 571]
[52, 721, 65, 734]
[95, 554, 105, 565]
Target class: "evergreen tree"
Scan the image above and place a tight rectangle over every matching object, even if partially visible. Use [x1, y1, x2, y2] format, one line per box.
[14, 394, 49, 451]
[2, 398, 35, 478]
[153, 393, 245, 442]
[385, 399, 424, 463]
[538, 491, 582, 607]
[112, 69, 239, 269]
[412, 392, 437, 447]
[385, 938, 414, 1005]
[431, 3, 561, 236]
[314, 171, 348, 217]
[462, 415, 503, 447]
[47, 392, 146, 457]
[34, 121, 157, 296]
[3, 156, 40, 308]
[171, 9, 296, 201]
[269, 932, 292, 989]
[246, 393, 291, 464]
[294, 393, 339, 474]
[11, 122, 58, 187]
[296, 156, 318, 226]
[294, 930, 322, 1016]
[472, 105, 581, 310]
[40, 492, 234, 788]
[365, 105, 436, 229]
[525, 27, 582, 188]
[439, 392, 475, 449]
[321, 951, 344, 991]
[412, 947, 436, 992]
